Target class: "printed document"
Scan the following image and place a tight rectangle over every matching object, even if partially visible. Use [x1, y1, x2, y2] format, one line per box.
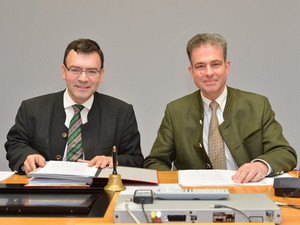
[28, 161, 158, 185]
[179, 169, 293, 186]
[179, 170, 238, 186]
[28, 161, 98, 184]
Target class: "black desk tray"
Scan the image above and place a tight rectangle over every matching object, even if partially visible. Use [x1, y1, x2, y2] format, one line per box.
[0, 184, 111, 217]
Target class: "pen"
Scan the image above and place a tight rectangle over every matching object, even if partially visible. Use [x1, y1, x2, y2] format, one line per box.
[112, 146, 117, 174]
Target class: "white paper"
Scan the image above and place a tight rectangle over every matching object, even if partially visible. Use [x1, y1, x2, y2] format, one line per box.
[28, 161, 158, 185]
[0, 171, 14, 181]
[179, 169, 294, 187]
[179, 169, 239, 186]
[32, 161, 98, 176]
[243, 172, 293, 186]
[28, 161, 98, 184]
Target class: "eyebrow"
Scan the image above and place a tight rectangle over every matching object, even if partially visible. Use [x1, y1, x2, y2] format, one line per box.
[69, 65, 99, 70]
[194, 60, 223, 66]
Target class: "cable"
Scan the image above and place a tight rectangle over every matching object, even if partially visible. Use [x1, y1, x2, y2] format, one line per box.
[275, 202, 300, 210]
[156, 211, 162, 223]
[276, 189, 300, 210]
[125, 203, 141, 224]
[212, 204, 250, 222]
[150, 211, 156, 223]
[141, 202, 149, 223]
[133, 190, 153, 223]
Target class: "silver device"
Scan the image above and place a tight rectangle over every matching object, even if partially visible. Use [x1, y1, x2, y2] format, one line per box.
[114, 193, 281, 224]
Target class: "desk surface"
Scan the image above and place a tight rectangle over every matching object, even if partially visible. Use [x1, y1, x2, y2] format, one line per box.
[1, 171, 300, 225]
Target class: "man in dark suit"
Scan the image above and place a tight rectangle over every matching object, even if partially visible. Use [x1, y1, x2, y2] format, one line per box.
[144, 33, 297, 183]
[5, 38, 144, 174]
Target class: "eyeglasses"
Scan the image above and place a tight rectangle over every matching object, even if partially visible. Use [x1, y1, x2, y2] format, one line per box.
[65, 65, 101, 77]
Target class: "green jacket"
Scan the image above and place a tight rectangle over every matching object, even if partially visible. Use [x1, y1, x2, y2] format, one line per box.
[144, 87, 297, 176]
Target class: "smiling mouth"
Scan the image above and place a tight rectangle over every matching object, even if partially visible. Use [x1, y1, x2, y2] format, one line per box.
[76, 85, 89, 89]
[205, 79, 217, 84]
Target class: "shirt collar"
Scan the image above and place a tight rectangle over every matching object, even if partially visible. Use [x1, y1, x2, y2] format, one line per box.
[63, 89, 94, 110]
[201, 86, 227, 112]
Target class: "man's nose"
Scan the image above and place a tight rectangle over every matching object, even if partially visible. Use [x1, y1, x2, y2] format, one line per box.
[205, 65, 213, 76]
[78, 71, 89, 81]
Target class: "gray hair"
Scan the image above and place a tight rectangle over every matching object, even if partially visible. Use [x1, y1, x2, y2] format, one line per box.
[186, 33, 227, 63]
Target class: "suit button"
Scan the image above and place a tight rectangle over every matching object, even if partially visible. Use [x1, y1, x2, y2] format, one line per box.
[62, 132, 68, 138]
[56, 155, 62, 161]
[198, 143, 202, 148]
[199, 120, 202, 125]
[206, 163, 212, 169]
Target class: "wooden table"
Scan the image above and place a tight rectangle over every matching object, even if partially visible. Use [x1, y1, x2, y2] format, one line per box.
[1, 171, 300, 225]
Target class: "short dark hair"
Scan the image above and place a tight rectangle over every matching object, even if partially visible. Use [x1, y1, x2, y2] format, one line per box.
[63, 38, 104, 69]
[186, 33, 227, 64]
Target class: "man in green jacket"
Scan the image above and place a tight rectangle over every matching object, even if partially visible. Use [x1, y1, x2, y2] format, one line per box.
[144, 33, 297, 183]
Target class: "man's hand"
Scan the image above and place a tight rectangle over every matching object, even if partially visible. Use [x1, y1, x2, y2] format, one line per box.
[24, 154, 46, 175]
[232, 161, 268, 183]
[78, 155, 116, 168]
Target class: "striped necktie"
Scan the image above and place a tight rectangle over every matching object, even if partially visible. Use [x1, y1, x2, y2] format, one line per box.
[208, 101, 227, 169]
[67, 104, 84, 161]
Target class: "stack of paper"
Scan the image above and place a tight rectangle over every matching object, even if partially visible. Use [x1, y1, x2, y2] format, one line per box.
[28, 161, 158, 186]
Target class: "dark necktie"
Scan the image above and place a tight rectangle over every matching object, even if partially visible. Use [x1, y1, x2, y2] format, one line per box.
[208, 101, 227, 169]
[67, 104, 84, 161]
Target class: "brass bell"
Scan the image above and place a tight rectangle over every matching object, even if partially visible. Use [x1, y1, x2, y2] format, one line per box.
[104, 174, 126, 191]
[104, 146, 126, 191]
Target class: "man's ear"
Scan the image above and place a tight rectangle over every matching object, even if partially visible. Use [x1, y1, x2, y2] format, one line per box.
[99, 67, 104, 82]
[225, 60, 231, 75]
[188, 65, 194, 78]
[62, 64, 67, 80]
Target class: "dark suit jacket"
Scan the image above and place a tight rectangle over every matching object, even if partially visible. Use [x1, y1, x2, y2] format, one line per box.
[144, 87, 297, 176]
[5, 91, 144, 172]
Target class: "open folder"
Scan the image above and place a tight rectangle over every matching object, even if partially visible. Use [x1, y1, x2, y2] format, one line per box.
[28, 161, 158, 185]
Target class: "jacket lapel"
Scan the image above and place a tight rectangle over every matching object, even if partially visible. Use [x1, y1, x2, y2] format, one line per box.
[192, 91, 212, 164]
[220, 87, 251, 166]
[49, 91, 68, 159]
